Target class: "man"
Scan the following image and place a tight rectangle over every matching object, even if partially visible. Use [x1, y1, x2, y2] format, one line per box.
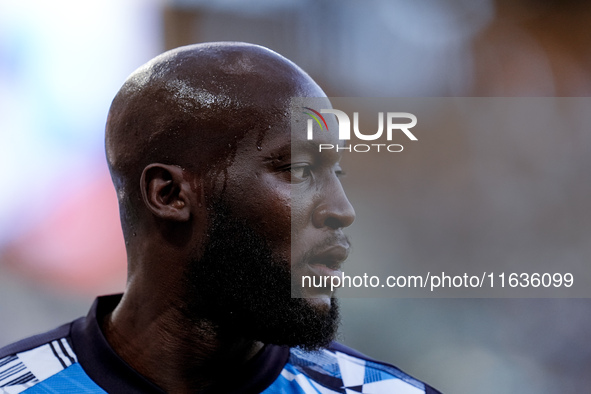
[0, 42, 440, 393]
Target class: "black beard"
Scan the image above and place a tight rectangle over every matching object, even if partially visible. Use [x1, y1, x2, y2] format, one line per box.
[181, 201, 339, 351]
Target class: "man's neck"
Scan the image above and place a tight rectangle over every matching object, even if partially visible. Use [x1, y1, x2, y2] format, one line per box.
[102, 291, 264, 393]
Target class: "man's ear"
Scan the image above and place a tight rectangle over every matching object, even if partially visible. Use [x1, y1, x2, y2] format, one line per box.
[140, 163, 192, 221]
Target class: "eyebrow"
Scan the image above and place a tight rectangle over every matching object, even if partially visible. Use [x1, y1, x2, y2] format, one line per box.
[291, 139, 324, 152]
[268, 138, 343, 165]
[294, 139, 343, 163]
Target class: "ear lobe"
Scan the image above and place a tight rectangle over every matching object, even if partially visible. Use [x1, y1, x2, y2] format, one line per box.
[140, 163, 192, 221]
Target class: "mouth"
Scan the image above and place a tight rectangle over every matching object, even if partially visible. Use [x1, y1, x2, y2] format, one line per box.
[306, 244, 350, 277]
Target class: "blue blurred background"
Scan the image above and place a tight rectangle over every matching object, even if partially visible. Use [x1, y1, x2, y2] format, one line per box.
[1, 1, 591, 392]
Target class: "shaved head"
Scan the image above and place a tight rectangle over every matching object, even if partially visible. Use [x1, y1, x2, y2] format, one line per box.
[105, 42, 324, 239]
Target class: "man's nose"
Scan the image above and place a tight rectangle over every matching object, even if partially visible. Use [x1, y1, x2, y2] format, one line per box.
[312, 181, 356, 229]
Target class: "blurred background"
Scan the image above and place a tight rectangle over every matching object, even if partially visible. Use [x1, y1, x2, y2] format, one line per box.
[1, 0, 591, 392]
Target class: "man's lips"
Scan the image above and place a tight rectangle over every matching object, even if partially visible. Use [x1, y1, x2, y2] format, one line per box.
[306, 244, 350, 276]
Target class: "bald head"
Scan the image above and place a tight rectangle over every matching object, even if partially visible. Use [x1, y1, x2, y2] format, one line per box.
[101, 43, 352, 357]
[105, 42, 325, 238]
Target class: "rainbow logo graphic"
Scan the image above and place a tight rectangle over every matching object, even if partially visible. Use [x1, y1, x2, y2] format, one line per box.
[303, 107, 329, 131]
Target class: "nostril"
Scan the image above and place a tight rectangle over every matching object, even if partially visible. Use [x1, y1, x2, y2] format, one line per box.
[324, 217, 343, 229]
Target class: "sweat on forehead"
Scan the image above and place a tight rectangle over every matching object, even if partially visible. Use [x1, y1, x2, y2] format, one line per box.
[105, 42, 323, 187]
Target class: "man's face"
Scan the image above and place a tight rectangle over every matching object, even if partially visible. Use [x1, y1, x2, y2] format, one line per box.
[217, 105, 355, 304]
[182, 102, 355, 349]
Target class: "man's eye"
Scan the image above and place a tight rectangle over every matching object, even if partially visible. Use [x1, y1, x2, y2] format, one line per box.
[290, 164, 311, 180]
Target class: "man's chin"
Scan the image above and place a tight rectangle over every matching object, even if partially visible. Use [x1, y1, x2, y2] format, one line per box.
[258, 296, 340, 351]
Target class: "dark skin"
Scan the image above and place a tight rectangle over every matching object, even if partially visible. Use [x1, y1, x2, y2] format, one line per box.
[103, 43, 355, 393]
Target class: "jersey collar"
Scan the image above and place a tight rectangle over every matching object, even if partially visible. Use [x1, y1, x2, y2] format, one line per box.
[71, 294, 290, 393]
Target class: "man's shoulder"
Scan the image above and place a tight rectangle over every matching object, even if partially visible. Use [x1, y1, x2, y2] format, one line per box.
[266, 342, 441, 394]
[0, 319, 105, 394]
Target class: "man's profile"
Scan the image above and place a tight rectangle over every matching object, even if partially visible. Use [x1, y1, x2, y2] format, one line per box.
[0, 42, 440, 393]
